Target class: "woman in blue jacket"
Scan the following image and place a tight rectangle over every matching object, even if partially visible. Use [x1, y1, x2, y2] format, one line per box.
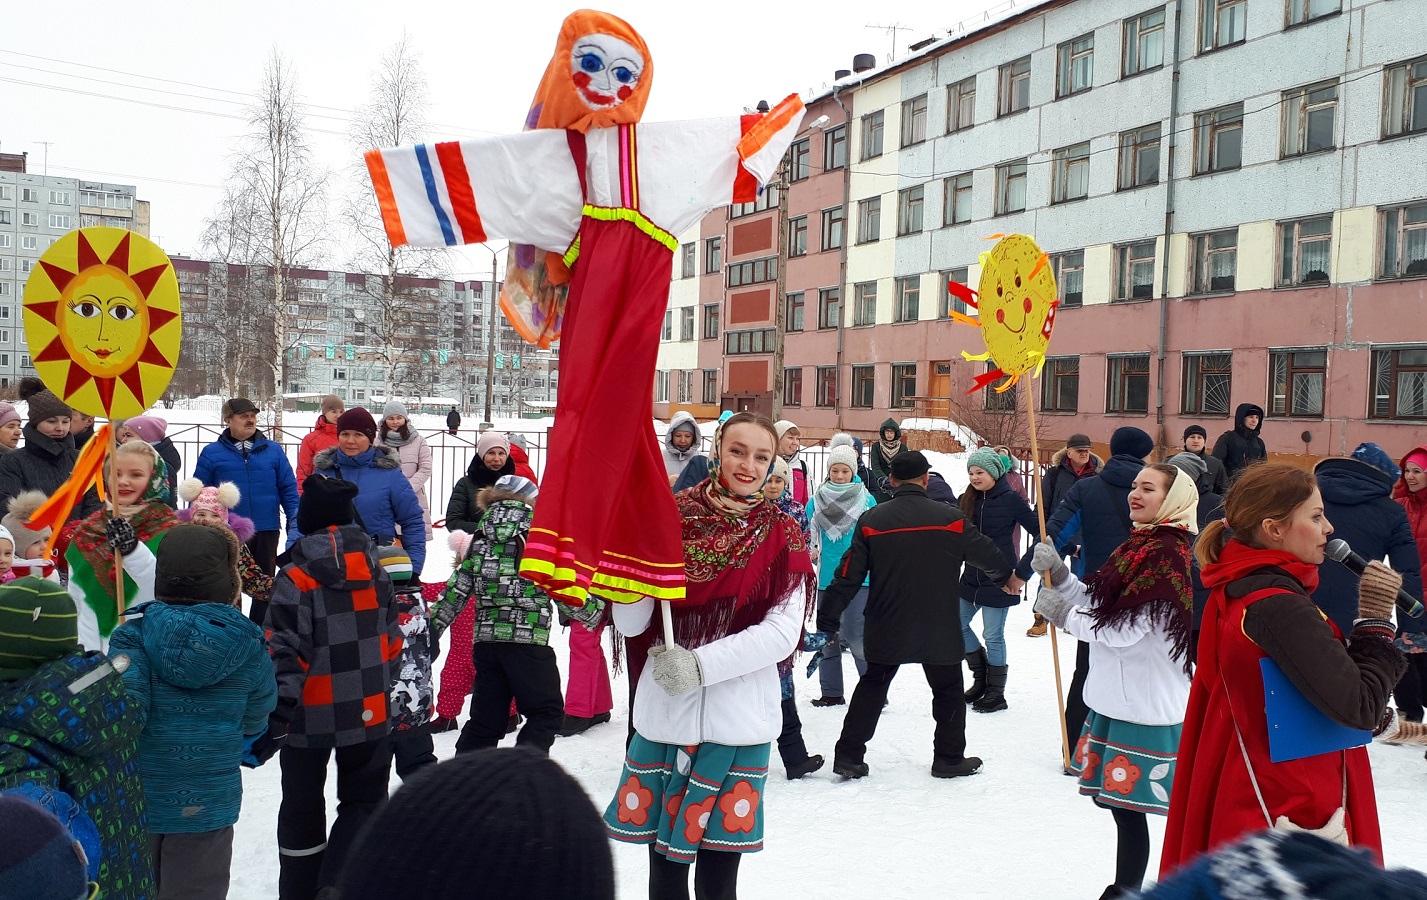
[959, 448, 1037, 714]
[304, 408, 427, 576]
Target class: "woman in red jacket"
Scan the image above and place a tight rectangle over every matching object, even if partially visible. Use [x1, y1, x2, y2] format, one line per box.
[296, 395, 343, 489]
[1393, 445, 1427, 720]
[1161, 463, 1406, 875]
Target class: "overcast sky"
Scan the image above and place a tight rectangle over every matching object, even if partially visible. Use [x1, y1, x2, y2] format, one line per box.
[5, 0, 994, 279]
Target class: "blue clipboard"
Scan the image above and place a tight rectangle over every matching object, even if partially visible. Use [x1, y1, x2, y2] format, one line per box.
[1261, 658, 1371, 763]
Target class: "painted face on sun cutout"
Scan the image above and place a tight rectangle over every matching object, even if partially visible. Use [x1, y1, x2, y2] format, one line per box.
[977, 234, 1057, 379]
[570, 34, 645, 110]
[59, 266, 148, 378]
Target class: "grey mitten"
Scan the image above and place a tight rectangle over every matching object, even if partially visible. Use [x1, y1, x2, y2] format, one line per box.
[1033, 585, 1073, 630]
[652, 644, 704, 696]
[1030, 541, 1069, 585]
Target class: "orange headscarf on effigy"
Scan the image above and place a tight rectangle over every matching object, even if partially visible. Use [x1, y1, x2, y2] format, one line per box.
[500, 10, 655, 347]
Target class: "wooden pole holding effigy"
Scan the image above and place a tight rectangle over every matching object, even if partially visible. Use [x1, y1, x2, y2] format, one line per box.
[1026, 388, 1071, 770]
[110, 422, 125, 625]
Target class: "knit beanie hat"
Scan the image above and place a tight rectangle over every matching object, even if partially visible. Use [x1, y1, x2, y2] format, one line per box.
[967, 447, 1008, 481]
[477, 431, 511, 457]
[0, 402, 18, 430]
[298, 475, 358, 534]
[1110, 426, 1154, 460]
[494, 474, 539, 503]
[773, 419, 799, 440]
[1183, 424, 1207, 441]
[336, 749, 615, 900]
[378, 543, 414, 588]
[829, 432, 856, 450]
[0, 577, 79, 681]
[2, 492, 51, 558]
[508, 432, 529, 451]
[336, 407, 378, 443]
[321, 394, 344, 415]
[770, 456, 792, 485]
[123, 416, 167, 444]
[381, 400, 408, 421]
[155, 525, 240, 606]
[0, 794, 93, 900]
[1167, 451, 1209, 484]
[1351, 442, 1401, 481]
[827, 445, 858, 473]
[18, 377, 70, 425]
[178, 478, 239, 525]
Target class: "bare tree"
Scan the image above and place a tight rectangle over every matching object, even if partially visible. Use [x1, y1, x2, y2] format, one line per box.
[202, 50, 328, 428]
[343, 34, 448, 395]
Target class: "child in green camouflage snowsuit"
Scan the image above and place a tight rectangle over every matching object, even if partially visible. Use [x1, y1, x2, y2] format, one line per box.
[431, 475, 600, 754]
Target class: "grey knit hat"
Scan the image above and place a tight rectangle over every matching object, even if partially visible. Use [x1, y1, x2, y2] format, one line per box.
[382, 400, 408, 421]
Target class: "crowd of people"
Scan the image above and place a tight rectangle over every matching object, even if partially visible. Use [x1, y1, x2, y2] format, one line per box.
[2, 382, 1427, 899]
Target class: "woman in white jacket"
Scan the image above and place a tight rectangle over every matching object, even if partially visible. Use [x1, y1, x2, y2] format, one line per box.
[1029, 462, 1198, 900]
[605, 412, 814, 900]
[377, 401, 433, 538]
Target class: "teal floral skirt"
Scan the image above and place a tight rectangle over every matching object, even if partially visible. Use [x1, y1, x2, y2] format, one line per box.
[604, 734, 770, 863]
[1072, 710, 1181, 816]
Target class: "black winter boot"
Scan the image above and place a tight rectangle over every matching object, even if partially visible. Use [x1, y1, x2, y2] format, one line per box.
[973, 664, 1008, 713]
[964, 648, 989, 704]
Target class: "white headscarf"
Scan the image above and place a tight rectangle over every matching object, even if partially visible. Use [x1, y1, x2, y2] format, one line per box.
[1142, 465, 1200, 534]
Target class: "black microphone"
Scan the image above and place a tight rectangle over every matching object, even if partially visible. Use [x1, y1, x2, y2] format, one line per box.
[1325, 539, 1424, 619]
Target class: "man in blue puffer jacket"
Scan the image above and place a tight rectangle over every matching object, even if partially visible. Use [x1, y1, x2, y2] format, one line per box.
[109, 525, 277, 899]
[1017, 426, 1153, 760]
[193, 397, 300, 623]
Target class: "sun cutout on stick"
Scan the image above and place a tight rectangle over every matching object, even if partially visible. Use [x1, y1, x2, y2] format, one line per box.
[945, 232, 1059, 394]
[23, 227, 182, 419]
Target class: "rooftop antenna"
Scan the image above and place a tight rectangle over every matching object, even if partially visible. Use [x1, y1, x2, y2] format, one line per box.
[36, 141, 53, 176]
[865, 22, 911, 63]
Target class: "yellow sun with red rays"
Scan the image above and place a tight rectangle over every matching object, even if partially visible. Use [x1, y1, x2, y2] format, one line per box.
[23, 227, 182, 419]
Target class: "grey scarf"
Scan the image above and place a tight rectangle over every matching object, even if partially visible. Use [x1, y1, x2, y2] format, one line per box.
[811, 480, 868, 542]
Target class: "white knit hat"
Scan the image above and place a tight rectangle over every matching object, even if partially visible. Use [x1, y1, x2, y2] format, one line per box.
[827, 446, 858, 473]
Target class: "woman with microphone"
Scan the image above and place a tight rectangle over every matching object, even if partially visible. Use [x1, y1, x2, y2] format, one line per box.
[1162, 463, 1407, 875]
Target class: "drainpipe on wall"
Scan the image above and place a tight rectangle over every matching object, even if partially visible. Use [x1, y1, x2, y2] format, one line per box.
[832, 86, 853, 432]
[1154, 0, 1184, 459]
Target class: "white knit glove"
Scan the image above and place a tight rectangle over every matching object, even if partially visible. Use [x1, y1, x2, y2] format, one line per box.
[1033, 585, 1073, 630]
[651, 645, 704, 697]
[1030, 541, 1069, 586]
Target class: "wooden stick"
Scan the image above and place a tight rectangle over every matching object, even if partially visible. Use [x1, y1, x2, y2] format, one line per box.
[1026, 388, 1071, 770]
[111, 423, 125, 627]
[660, 598, 675, 648]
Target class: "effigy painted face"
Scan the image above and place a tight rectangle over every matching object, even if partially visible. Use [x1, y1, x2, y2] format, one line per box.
[570, 34, 645, 110]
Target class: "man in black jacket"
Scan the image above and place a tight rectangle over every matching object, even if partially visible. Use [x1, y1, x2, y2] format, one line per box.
[1211, 403, 1267, 484]
[446, 407, 461, 435]
[819, 450, 1012, 780]
[1182, 425, 1228, 495]
[1029, 433, 1102, 637]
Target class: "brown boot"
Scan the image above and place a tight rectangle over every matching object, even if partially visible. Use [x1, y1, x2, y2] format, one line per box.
[1026, 614, 1048, 638]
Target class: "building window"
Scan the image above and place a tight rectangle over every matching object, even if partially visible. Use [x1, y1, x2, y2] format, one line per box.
[1056, 33, 1094, 98]
[0, 285, 8, 297]
[20, 236, 37, 251]
[0, 211, 8, 225]
[853, 281, 877, 326]
[1381, 202, 1427, 278]
[821, 206, 845, 251]
[1115, 241, 1157, 301]
[1107, 354, 1151, 413]
[48, 190, 71, 205]
[680, 243, 696, 279]
[785, 291, 804, 332]
[857, 197, 881, 244]
[1278, 216, 1333, 286]
[20, 213, 38, 227]
[1123, 8, 1165, 76]
[948, 76, 976, 132]
[940, 267, 971, 317]
[0, 235, 7, 248]
[1041, 356, 1080, 412]
[1051, 251, 1084, 308]
[824, 125, 847, 171]
[1288, 0, 1339, 26]
[1282, 81, 1337, 157]
[47, 215, 71, 230]
[1192, 229, 1238, 293]
[996, 159, 1028, 215]
[703, 302, 720, 339]
[730, 184, 779, 219]
[789, 216, 808, 257]
[21, 189, 39, 203]
[680, 306, 695, 342]
[783, 367, 803, 407]
[1119, 124, 1161, 189]
[726, 256, 777, 287]
[901, 95, 928, 146]
[1371, 347, 1427, 420]
[655, 370, 669, 403]
[661, 310, 673, 342]
[333, 368, 348, 381]
[984, 361, 1017, 411]
[1383, 56, 1427, 138]
[818, 287, 841, 329]
[789, 138, 811, 181]
[704, 236, 722, 274]
[999, 57, 1031, 116]
[815, 366, 838, 407]
[851, 365, 876, 408]
[1195, 103, 1243, 174]
[894, 276, 920, 322]
[1052, 142, 1090, 204]
[724, 329, 776, 355]
[944, 172, 973, 226]
[891, 363, 917, 408]
[897, 186, 924, 235]
[861, 111, 885, 160]
[1182, 352, 1233, 416]
[1200, 0, 1247, 51]
[0, 186, 10, 200]
[677, 371, 693, 404]
[1270, 349, 1326, 417]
